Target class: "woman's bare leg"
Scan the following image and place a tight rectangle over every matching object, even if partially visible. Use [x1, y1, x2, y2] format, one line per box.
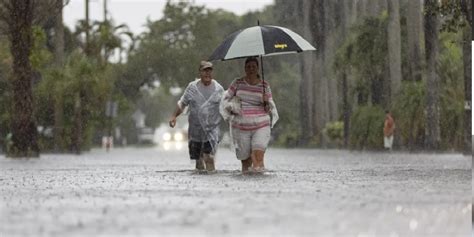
[252, 150, 265, 171]
[241, 157, 252, 173]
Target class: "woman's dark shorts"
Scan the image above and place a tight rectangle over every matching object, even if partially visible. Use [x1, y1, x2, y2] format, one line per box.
[188, 141, 213, 160]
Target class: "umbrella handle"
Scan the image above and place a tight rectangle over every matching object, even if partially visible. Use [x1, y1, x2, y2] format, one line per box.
[257, 19, 267, 109]
[258, 19, 267, 107]
[259, 55, 266, 98]
[259, 55, 271, 114]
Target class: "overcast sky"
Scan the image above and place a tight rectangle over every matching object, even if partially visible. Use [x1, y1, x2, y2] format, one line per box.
[64, 0, 274, 34]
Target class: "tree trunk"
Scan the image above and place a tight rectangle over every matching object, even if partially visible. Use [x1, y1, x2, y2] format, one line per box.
[71, 0, 90, 154]
[406, 0, 423, 81]
[53, 0, 64, 66]
[371, 77, 384, 105]
[7, 0, 39, 157]
[312, 0, 329, 146]
[298, 0, 314, 145]
[461, 0, 472, 154]
[53, 93, 64, 152]
[327, 1, 340, 122]
[368, 0, 384, 16]
[357, 0, 368, 18]
[387, 0, 402, 105]
[342, 72, 350, 148]
[424, 0, 441, 150]
[71, 93, 82, 154]
[53, 0, 65, 152]
[342, 0, 356, 148]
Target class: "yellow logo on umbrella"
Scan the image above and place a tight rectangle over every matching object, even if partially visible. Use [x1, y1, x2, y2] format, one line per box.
[274, 44, 288, 49]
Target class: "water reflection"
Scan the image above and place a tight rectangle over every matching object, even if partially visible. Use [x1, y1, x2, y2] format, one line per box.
[162, 141, 185, 151]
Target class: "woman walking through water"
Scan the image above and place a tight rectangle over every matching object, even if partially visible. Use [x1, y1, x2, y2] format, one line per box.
[220, 57, 278, 174]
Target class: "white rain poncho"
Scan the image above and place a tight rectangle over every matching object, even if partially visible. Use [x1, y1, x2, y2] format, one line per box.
[178, 79, 224, 151]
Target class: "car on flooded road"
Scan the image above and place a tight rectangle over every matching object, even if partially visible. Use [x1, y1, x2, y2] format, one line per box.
[154, 116, 188, 151]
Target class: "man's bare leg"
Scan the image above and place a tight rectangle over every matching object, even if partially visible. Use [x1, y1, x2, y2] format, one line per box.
[203, 153, 215, 172]
[195, 156, 205, 171]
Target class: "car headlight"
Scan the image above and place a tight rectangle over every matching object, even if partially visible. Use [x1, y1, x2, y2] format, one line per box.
[174, 132, 184, 141]
[163, 132, 171, 141]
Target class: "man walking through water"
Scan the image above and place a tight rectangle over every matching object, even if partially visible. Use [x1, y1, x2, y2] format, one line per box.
[169, 61, 224, 172]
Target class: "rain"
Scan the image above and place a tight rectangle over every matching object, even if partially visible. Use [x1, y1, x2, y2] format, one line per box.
[0, 0, 472, 236]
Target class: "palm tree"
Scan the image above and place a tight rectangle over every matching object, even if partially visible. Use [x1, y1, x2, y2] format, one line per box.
[70, 18, 133, 153]
[75, 19, 134, 64]
[0, 0, 39, 157]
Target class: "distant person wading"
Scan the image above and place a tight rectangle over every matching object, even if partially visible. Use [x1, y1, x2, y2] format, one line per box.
[384, 110, 395, 151]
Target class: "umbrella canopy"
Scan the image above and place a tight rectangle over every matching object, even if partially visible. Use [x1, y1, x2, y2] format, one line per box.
[208, 25, 316, 61]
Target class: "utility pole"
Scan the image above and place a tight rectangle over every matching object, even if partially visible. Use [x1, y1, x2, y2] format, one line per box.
[103, 0, 107, 22]
[103, 0, 114, 152]
[53, 0, 65, 152]
[102, 0, 109, 63]
[85, 0, 90, 56]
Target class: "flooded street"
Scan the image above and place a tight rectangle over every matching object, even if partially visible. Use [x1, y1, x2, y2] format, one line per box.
[0, 147, 471, 236]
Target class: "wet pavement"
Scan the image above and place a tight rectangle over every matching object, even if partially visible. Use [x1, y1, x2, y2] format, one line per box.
[0, 147, 471, 236]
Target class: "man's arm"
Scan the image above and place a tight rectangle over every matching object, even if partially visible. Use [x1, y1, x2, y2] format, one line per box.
[169, 105, 184, 128]
[170, 82, 192, 128]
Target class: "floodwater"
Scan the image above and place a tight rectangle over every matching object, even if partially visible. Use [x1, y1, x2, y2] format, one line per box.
[0, 147, 471, 236]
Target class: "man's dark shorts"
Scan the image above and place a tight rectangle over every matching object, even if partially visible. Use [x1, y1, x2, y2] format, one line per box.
[188, 141, 213, 160]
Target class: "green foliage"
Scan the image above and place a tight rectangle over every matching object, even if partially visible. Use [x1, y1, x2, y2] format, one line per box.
[34, 51, 113, 151]
[30, 26, 53, 70]
[438, 32, 465, 150]
[269, 62, 300, 147]
[138, 86, 177, 128]
[324, 121, 344, 146]
[123, 0, 274, 94]
[349, 106, 385, 150]
[392, 81, 426, 149]
[74, 19, 134, 64]
[2, 0, 467, 153]
[126, 1, 221, 90]
[121, 0, 280, 131]
[426, 0, 471, 33]
[334, 14, 388, 105]
[0, 37, 12, 149]
[389, 31, 465, 151]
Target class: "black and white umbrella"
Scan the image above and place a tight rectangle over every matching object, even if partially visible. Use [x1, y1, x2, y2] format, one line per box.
[208, 25, 316, 61]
